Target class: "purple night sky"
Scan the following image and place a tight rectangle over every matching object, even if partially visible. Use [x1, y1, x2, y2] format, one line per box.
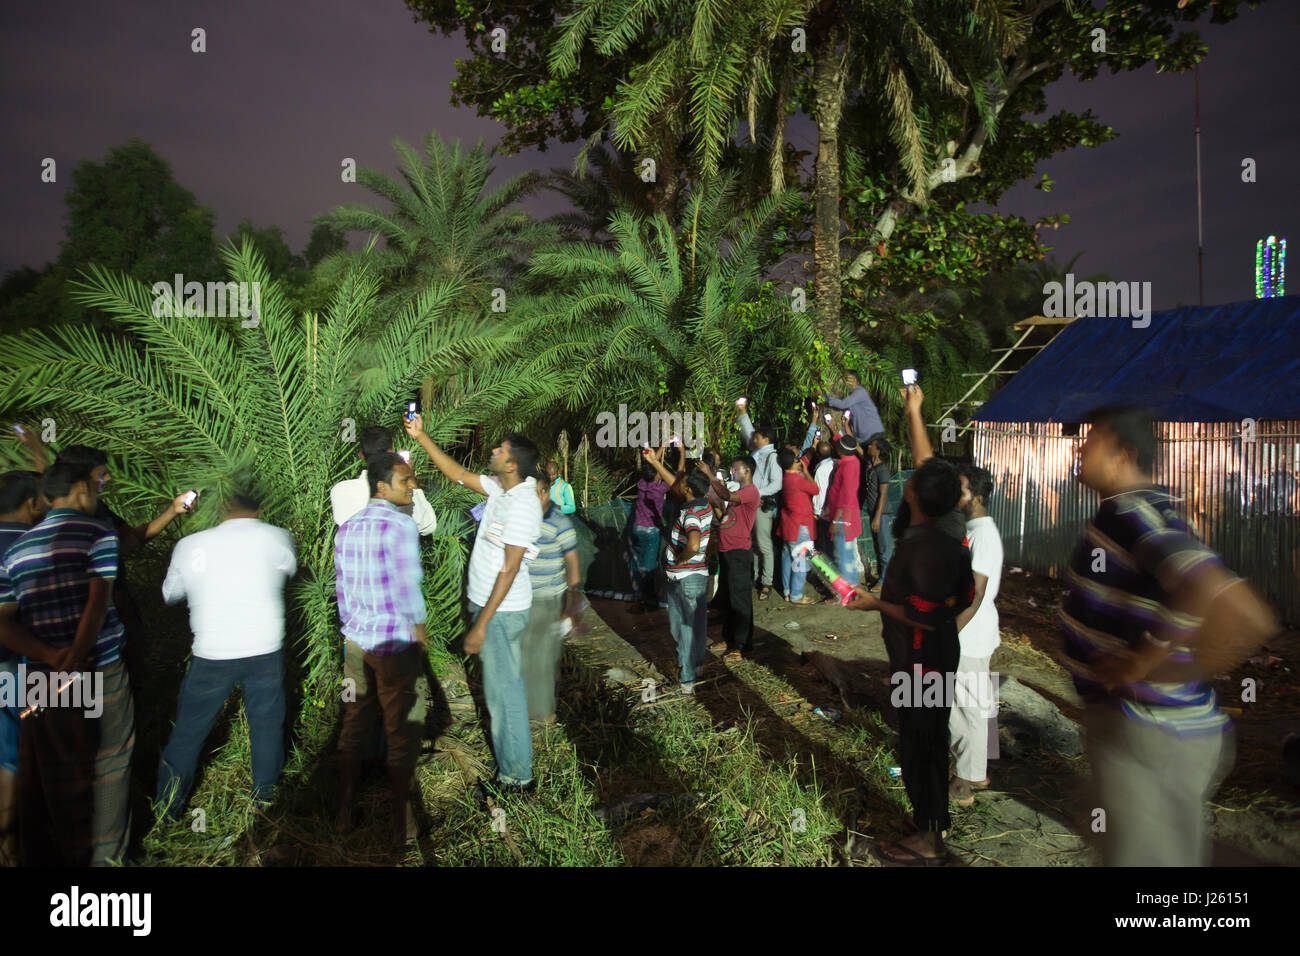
[1, 0, 1296, 309]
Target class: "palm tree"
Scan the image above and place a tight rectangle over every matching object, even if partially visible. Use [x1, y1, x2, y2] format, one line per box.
[0, 239, 521, 688]
[317, 132, 556, 415]
[518, 173, 819, 451]
[550, 0, 1020, 351]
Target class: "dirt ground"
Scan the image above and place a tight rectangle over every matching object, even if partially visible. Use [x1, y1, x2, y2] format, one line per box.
[582, 567, 1300, 866]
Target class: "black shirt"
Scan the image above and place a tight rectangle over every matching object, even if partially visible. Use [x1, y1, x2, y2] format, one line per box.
[863, 462, 891, 516]
[879, 523, 975, 679]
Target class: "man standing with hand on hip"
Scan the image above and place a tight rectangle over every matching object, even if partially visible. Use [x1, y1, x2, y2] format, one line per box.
[404, 415, 543, 796]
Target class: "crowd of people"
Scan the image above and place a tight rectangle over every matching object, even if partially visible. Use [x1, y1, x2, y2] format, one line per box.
[0, 371, 1279, 867]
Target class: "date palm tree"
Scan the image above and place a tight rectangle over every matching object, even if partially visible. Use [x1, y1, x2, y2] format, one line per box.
[0, 239, 520, 690]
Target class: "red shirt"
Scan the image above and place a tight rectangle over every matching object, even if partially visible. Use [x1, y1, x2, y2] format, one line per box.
[823, 454, 862, 539]
[780, 471, 820, 542]
[718, 483, 759, 552]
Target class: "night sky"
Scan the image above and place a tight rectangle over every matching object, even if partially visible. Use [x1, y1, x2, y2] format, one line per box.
[2, 0, 1296, 310]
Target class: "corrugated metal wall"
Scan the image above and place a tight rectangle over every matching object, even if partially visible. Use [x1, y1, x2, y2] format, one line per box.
[972, 421, 1300, 623]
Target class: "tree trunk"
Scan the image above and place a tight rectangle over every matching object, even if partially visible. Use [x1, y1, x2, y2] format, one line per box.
[811, 17, 847, 355]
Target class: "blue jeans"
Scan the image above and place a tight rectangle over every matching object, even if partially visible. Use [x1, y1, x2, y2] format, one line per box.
[667, 573, 709, 686]
[875, 514, 896, 581]
[781, 526, 813, 599]
[471, 603, 533, 785]
[156, 649, 285, 820]
[630, 524, 661, 602]
[832, 525, 860, 587]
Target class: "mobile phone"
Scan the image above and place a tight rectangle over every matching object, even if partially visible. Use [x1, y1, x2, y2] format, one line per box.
[398, 450, 411, 464]
[823, 413, 832, 423]
[405, 400, 417, 422]
[641, 442, 650, 451]
[815, 429, 822, 439]
[715, 471, 724, 480]
[843, 410, 851, 420]
[902, 368, 918, 386]
[11, 425, 23, 435]
[181, 490, 198, 510]
[669, 434, 680, 446]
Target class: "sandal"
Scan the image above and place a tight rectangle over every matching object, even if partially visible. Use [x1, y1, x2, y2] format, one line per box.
[788, 595, 816, 606]
[874, 840, 947, 866]
[724, 650, 743, 664]
[758, 587, 771, 601]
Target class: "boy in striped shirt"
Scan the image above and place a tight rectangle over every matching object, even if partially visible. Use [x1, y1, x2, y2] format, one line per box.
[1063, 406, 1277, 865]
[665, 471, 714, 693]
[524, 471, 582, 723]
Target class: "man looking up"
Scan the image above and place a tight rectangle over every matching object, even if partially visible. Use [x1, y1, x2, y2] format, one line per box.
[331, 425, 438, 535]
[736, 398, 781, 601]
[334, 454, 428, 847]
[156, 483, 298, 822]
[824, 372, 885, 443]
[404, 415, 543, 795]
[847, 458, 974, 864]
[821, 434, 863, 592]
[699, 455, 758, 662]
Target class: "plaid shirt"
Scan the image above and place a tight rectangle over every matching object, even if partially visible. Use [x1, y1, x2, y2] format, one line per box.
[0, 509, 124, 668]
[334, 499, 426, 655]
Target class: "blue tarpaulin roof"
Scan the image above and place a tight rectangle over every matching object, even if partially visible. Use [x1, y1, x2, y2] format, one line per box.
[972, 295, 1300, 423]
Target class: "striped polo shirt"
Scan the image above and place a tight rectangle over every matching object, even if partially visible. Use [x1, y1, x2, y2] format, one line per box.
[529, 505, 578, 597]
[0, 523, 29, 663]
[466, 476, 543, 612]
[666, 500, 712, 579]
[0, 509, 124, 668]
[334, 499, 426, 655]
[1060, 486, 1230, 736]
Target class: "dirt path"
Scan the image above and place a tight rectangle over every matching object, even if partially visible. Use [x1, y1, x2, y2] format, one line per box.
[577, 568, 1300, 866]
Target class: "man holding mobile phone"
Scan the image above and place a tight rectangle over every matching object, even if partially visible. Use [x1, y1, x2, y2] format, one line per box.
[824, 372, 885, 443]
[403, 414, 543, 796]
[330, 426, 438, 535]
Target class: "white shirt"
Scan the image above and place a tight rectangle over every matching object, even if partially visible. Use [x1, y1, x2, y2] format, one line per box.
[813, 458, 835, 515]
[466, 475, 543, 612]
[959, 515, 1004, 657]
[162, 518, 297, 660]
[330, 470, 438, 535]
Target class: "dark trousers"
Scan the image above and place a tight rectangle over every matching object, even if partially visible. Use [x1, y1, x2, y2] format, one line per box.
[19, 692, 99, 866]
[338, 640, 427, 770]
[156, 650, 286, 820]
[719, 549, 754, 652]
[896, 699, 953, 833]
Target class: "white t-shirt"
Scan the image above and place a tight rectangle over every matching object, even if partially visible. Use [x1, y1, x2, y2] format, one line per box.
[330, 470, 438, 535]
[959, 515, 1003, 658]
[162, 518, 297, 660]
[466, 475, 543, 612]
[813, 458, 835, 515]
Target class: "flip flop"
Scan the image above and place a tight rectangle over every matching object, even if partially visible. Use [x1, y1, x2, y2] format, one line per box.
[874, 840, 947, 866]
